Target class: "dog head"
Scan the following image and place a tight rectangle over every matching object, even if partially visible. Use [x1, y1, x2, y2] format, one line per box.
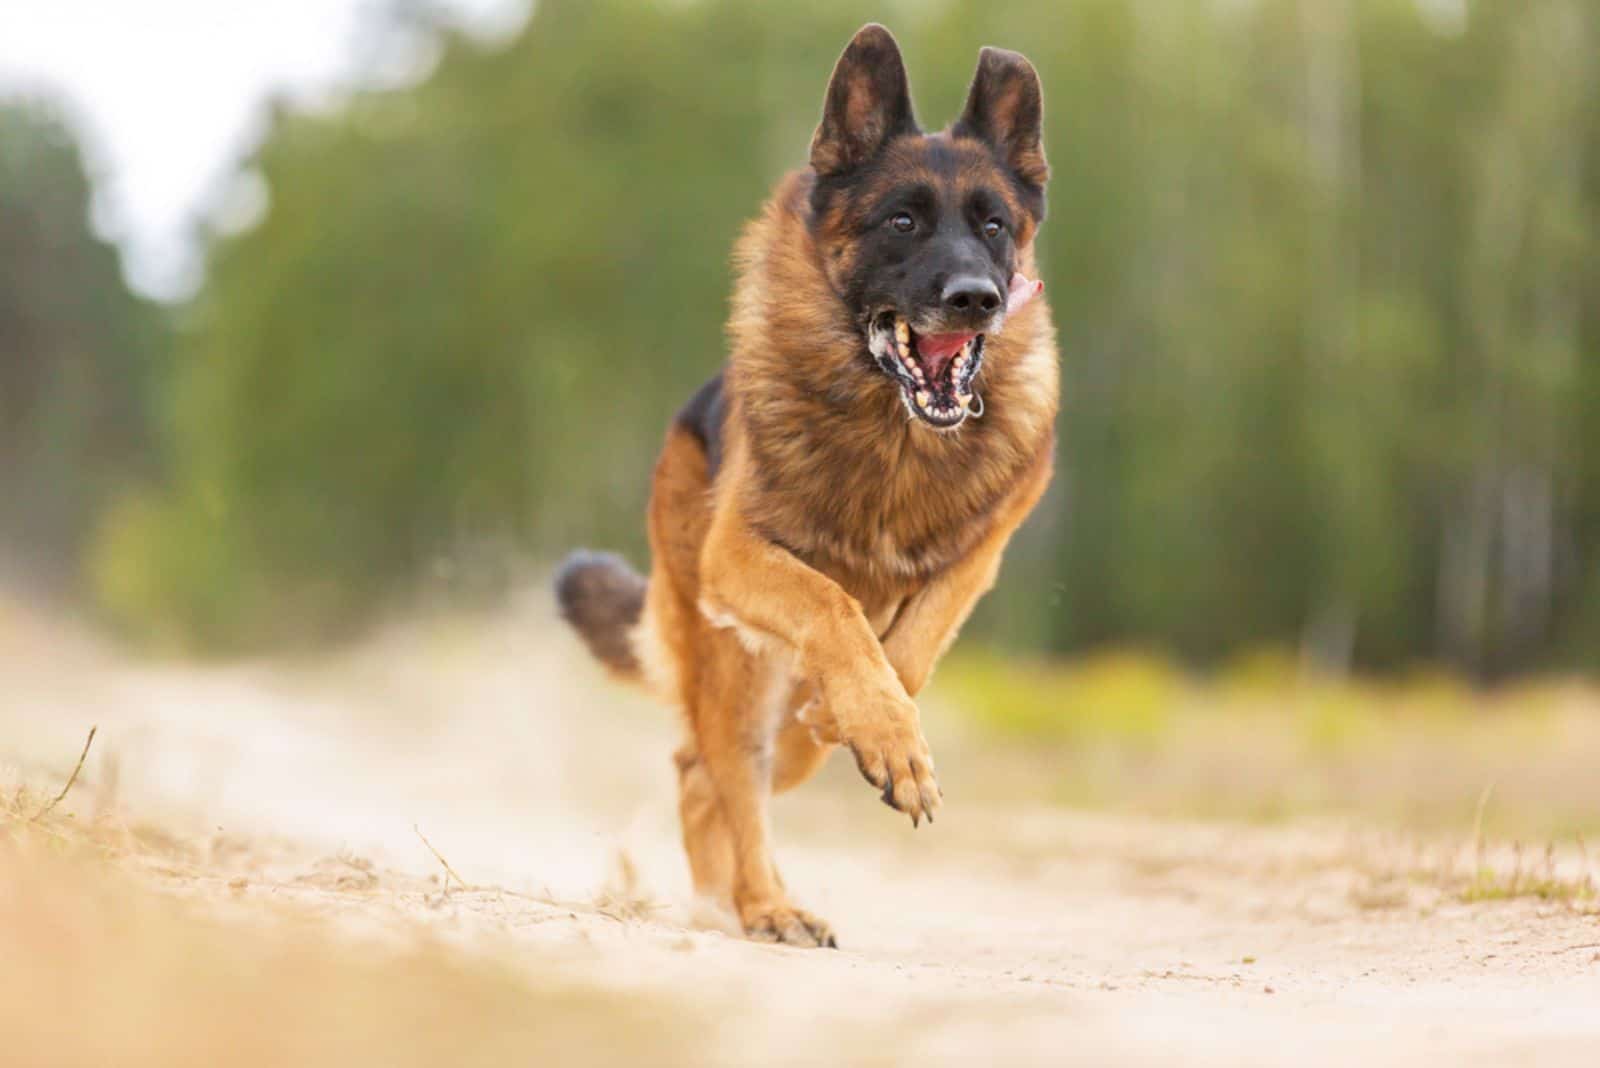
[808, 24, 1048, 431]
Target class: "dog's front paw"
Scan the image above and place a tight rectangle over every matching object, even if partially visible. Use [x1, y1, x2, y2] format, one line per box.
[740, 900, 837, 948]
[828, 673, 942, 827]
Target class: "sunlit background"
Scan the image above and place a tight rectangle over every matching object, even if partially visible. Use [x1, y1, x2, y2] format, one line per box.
[5, 0, 1597, 680]
[5, 3, 1600, 1063]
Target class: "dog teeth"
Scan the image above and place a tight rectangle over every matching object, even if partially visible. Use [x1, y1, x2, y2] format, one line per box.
[958, 393, 972, 409]
[897, 341, 910, 359]
[895, 320, 910, 344]
[915, 390, 930, 408]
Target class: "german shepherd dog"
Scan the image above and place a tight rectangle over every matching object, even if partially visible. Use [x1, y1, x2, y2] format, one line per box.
[557, 24, 1056, 947]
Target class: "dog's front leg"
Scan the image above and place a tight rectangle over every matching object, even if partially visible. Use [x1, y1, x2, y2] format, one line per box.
[698, 497, 941, 829]
[882, 448, 1055, 697]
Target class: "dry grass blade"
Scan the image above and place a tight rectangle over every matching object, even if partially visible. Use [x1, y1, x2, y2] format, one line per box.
[30, 725, 97, 822]
[593, 849, 663, 922]
[413, 823, 470, 893]
[1471, 780, 1496, 873]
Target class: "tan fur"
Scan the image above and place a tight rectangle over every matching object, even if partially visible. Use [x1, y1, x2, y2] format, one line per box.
[622, 162, 1058, 946]
[574, 28, 1058, 947]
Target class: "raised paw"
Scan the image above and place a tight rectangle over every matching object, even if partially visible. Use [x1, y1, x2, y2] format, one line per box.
[847, 717, 942, 828]
[741, 901, 838, 949]
[826, 672, 942, 827]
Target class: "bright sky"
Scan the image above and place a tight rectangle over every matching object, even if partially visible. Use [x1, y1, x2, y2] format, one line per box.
[0, 0, 528, 301]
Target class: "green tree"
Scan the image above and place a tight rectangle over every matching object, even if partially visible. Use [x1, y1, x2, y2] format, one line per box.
[91, 0, 1600, 674]
[0, 102, 164, 586]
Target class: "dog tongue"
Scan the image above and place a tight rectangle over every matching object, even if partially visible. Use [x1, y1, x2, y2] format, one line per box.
[915, 331, 977, 376]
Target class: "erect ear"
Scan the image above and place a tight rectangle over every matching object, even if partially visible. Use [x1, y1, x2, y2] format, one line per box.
[952, 47, 1048, 189]
[809, 24, 919, 177]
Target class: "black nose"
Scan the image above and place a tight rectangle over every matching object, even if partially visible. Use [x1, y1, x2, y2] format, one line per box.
[941, 276, 1002, 318]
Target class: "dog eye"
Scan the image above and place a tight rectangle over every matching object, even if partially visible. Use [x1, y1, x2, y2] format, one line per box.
[983, 218, 1005, 239]
[890, 213, 916, 234]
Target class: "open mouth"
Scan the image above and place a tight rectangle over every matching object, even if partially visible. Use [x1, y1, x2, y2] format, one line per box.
[868, 314, 986, 429]
[864, 274, 1043, 431]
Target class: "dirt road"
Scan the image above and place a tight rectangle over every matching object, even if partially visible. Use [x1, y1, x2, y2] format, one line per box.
[4, 596, 1599, 1065]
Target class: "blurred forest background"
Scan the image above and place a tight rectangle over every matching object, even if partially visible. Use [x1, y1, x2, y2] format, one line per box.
[3, 0, 1598, 679]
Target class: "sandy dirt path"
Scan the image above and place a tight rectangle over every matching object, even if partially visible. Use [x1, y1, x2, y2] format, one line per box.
[4, 596, 1599, 1065]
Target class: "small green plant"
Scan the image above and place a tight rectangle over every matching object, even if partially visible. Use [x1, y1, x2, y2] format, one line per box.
[939, 647, 1182, 747]
[1459, 840, 1599, 906]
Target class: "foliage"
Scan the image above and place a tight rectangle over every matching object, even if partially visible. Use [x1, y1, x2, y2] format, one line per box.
[35, 0, 1600, 670]
[940, 648, 1181, 745]
[0, 102, 165, 585]
[934, 643, 1600, 836]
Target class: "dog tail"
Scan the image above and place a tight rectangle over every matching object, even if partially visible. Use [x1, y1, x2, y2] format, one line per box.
[554, 550, 646, 682]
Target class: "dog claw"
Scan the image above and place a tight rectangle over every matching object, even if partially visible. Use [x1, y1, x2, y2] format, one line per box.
[840, 696, 942, 825]
[742, 903, 837, 949]
[918, 780, 942, 821]
[853, 744, 888, 789]
[854, 742, 943, 826]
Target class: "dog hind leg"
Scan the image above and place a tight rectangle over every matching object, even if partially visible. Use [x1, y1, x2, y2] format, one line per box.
[688, 628, 835, 948]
